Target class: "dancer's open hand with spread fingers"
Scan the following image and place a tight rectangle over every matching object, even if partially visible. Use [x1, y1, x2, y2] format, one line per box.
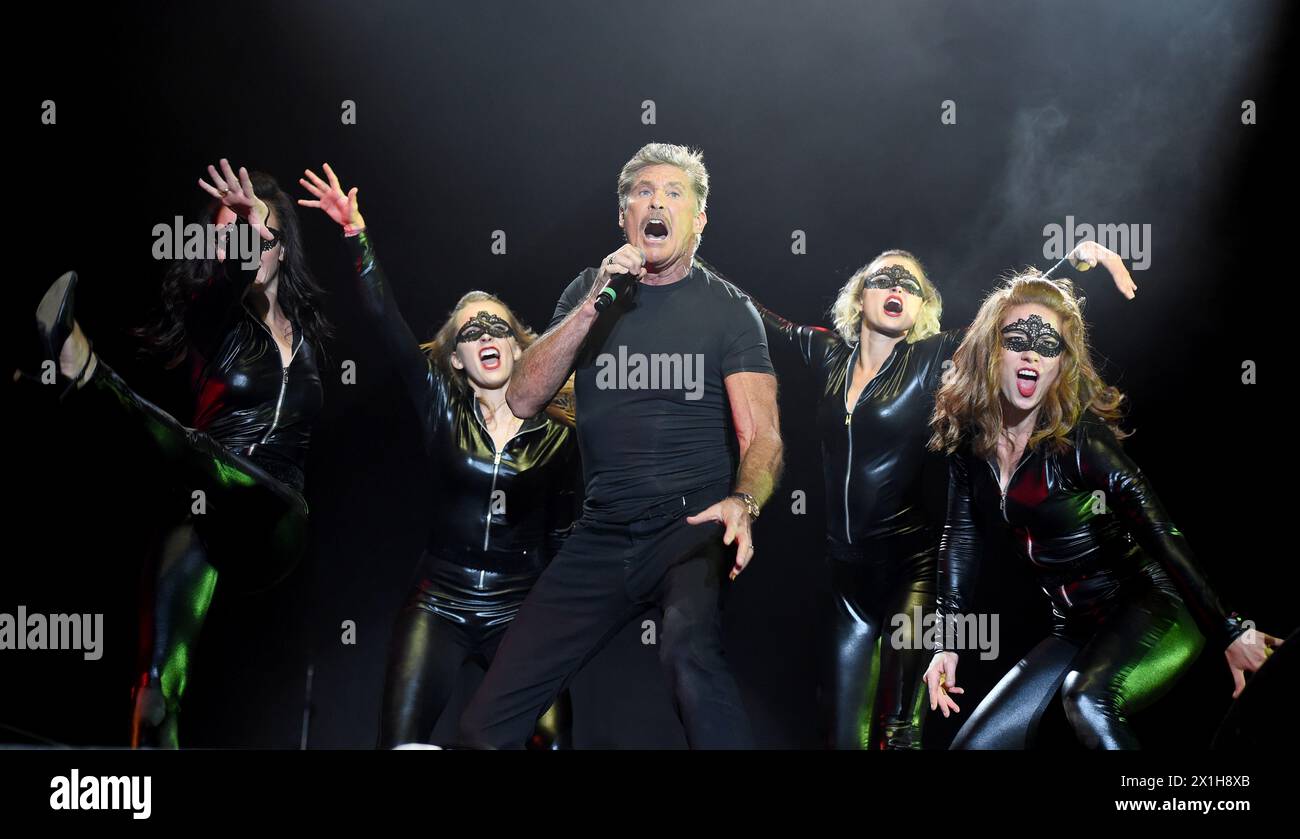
[298, 163, 365, 234]
[197, 158, 273, 259]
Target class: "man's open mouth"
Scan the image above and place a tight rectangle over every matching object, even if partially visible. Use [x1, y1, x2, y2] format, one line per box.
[643, 218, 670, 243]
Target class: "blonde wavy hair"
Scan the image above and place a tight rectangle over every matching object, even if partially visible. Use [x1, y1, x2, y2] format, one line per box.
[928, 270, 1126, 458]
[420, 291, 576, 427]
[830, 250, 943, 344]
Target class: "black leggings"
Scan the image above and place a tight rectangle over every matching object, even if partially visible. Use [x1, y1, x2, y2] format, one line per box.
[75, 361, 308, 747]
[825, 536, 935, 750]
[379, 558, 571, 748]
[950, 579, 1204, 750]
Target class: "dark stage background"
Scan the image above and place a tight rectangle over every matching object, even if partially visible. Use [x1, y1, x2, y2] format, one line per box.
[5, 0, 1295, 749]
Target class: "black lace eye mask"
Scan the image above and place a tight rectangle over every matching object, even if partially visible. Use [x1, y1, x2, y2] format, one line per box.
[864, 264, 923, 298]
[1000, 314, 1064, 357]
[455, 311, 515, 344]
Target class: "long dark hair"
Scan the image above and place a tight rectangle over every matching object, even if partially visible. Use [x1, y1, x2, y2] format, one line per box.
[137, 170, 332, 367]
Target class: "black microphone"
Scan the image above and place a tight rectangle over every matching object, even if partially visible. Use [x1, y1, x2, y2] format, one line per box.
[594, 269, 641, 312]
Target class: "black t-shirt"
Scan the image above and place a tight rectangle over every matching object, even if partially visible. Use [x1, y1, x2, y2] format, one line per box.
[549, 261, 775, 522]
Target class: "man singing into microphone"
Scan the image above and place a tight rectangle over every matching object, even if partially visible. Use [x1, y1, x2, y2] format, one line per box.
[458, 142, 783, 748]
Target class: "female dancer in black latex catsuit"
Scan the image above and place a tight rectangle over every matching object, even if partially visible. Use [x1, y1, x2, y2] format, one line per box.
[923, 272, 1281, 749]
[297, 165, 580, 748]
[28, 160, 328, 748]
[753, 244, 1134, 749]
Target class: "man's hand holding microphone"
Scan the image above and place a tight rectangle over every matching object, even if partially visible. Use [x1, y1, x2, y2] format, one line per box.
[585, 244, 647, 313]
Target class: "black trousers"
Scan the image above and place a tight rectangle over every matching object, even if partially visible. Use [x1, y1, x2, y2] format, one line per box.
[458, 483, 753, 749]
[825, 532, 935, 750]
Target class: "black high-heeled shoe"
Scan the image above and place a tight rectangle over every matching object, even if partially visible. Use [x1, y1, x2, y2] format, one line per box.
[32, 271, 94, 398]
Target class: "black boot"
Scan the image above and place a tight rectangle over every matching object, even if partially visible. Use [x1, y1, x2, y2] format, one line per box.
[31, 271, 94, 398]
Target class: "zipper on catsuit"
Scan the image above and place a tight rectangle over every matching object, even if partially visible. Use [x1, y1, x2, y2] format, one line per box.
[247, 314, 302, 457]
[842, 343, 895, 544]
[472, 409, 542, 551]
[485, 450, 503, 551]
[844, 410, 854, 543]
[986, 457, 1029, 524]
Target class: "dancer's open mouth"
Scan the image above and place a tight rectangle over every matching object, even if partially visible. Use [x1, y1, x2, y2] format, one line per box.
[1016, 367, 1039, 397]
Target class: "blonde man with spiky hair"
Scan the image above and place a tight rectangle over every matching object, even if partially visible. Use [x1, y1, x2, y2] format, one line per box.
[460, 143, 783, 749]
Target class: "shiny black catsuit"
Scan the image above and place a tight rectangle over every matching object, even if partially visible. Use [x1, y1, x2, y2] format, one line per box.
[938, 415, 1244, 749]
[759, 303, 961, 749]
[343, 232, 582, 749]
[86, 246, 323, 747]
